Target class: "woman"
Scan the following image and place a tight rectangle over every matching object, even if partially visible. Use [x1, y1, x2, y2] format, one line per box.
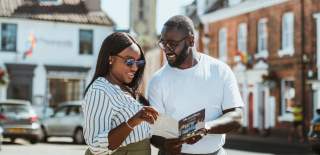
[83, 32, 159, 155]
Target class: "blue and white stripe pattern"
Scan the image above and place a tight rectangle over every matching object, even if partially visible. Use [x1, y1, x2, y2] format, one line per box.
[82, 77, 150, 155]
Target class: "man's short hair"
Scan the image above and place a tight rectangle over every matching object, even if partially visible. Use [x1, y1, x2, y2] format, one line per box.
[163, 15, 195, 36]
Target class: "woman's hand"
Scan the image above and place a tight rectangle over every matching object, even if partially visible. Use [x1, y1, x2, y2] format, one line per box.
[128, 106, 159, 127]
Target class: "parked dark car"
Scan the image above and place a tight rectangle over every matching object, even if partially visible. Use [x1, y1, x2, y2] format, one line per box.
[41, 101, 84, 144]
[0, 99, 42, 144]
[309, 109, 320, 155]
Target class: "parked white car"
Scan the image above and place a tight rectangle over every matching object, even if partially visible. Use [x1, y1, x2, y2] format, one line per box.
[0, 99, 42, 144]
[41, 101, 84, 144]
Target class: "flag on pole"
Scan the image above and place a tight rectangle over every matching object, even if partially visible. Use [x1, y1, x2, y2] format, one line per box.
[23, 33, 36, 59]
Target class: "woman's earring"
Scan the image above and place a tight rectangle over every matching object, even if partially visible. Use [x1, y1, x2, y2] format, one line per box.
[191, 41, 194, 46]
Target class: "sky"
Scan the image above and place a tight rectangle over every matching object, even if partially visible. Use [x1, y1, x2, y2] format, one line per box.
[102, 0, 194, 34]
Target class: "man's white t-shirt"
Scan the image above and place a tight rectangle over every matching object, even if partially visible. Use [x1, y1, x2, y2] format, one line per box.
[147, 53, 244, 154]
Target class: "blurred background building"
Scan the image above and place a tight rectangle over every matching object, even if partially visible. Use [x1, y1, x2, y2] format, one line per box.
[130, 0, 157, 50]
[128, 0, 165, 95]
[190, 0, 320, 137]
[0, 0, 115, 108]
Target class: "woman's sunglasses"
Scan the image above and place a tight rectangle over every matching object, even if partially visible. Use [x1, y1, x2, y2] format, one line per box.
[114, 55, 145, 68]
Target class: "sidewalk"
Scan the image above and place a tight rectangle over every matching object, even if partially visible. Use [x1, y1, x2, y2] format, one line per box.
[225, 133, 314, 155]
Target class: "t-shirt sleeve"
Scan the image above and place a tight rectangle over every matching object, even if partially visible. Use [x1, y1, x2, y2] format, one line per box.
[147, 77, 165, 114]
[221, 64, 244, 110]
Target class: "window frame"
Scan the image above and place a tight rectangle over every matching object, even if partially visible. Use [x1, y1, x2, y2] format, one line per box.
[1, 23, 18, 52]
[79, 29, 93, 55]
[218, 27, 228, 62]
[256, 18, 268, 57]
[279, 12, 295, 57]
[280, 78, 295, 116]
[237, 23, 247, 53]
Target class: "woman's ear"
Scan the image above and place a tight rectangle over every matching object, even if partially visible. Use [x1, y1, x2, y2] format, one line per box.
[109, 57, 113, 65]
[189, 35, 195, 47]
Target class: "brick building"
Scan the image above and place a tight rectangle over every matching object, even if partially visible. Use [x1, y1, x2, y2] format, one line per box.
[193, 0, 320, 134]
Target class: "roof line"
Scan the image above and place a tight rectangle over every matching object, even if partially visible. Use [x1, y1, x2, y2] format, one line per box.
[200, 0, 290, 24]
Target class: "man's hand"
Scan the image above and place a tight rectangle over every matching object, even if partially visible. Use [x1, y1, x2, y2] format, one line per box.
[163, 138, 183, 155]
[184, 128, 207, 145]
[206, 108, 243, 134]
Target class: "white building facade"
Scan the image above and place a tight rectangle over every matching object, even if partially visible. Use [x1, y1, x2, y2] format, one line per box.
[0, 0, 114, 107]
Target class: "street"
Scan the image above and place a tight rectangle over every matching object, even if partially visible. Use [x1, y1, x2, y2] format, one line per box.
[0, 137, 316, 155]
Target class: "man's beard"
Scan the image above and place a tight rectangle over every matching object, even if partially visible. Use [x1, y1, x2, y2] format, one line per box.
[168, 43, 189, 68]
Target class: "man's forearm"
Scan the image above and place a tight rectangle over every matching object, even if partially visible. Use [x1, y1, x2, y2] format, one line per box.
[205, 108, 243, 134]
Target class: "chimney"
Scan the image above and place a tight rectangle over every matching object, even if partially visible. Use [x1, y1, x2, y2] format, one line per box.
[85, 0, 101, 12]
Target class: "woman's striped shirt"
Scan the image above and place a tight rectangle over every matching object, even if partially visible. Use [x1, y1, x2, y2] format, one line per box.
[82, 77, 151, 155]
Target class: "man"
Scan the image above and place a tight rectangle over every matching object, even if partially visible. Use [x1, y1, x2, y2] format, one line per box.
[288, 99, 305, 143]
[148, 15, 244, 155]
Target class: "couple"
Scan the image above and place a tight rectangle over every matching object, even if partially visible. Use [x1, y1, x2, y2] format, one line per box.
[83, 15, 244, 155]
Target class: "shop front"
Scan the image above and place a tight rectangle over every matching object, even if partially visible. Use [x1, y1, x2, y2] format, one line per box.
[45, 65, 90, 107]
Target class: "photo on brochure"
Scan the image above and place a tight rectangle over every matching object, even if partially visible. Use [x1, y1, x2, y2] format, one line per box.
[179, 109, 205, 141]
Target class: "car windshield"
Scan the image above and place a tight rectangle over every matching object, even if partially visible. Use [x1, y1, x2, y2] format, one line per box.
[0, 104, 30, 115]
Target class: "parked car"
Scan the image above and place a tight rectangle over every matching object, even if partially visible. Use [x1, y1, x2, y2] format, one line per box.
[0, 99, 42, 144]
[309, 109, 320, 155]
[0, 125, 3, 150]
[41, 101, 84, 144]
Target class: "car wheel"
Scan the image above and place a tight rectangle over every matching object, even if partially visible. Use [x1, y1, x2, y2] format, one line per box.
[10, 138, 15, 143]
[312, 146, 320, 155]
[29, 138, 39, 144]
[73, 128, 85, 144]
[41, 127, 48, 142]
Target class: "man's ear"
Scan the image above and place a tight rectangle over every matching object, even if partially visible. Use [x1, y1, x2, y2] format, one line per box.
[109, 57, 113, 65]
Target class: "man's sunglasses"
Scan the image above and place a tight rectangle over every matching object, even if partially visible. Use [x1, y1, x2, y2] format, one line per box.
[158, 36, 188, 52]
[114, 55, 145, 68]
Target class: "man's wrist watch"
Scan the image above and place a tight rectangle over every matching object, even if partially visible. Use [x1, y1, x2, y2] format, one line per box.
[203, 128, 209, 135]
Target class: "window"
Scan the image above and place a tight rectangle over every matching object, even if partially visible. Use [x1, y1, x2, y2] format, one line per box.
[79, 29, 93, 55]
[54, 107, 68, 117]
[257, 18, 268, 58]
[237, 23, 247, 53]
[38, 0, 61, 5]
[313, 91, 319, 118]
[218, 27, 227, 61]
[228, 0, 242, 6]
[280, 79, 295, 115]
[49, 78, 82, 107]
[139, 0, 144, 20]
[1, 23, 17, 51]
[39, 0, 58, 2]
[279, 12, 294, 57]
[68, 106, 81, 116]
[314, 14, 320, 117]
[314, 13, 320, 73]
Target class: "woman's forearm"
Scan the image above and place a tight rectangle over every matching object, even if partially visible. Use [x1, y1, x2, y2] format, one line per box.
[108, 118, 141, 150]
